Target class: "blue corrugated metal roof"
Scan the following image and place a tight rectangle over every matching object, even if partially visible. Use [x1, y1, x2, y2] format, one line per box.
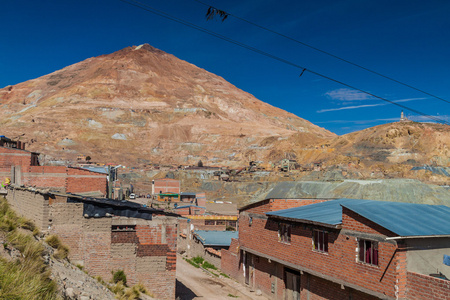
[175, 205, 205, 209]
[194, 230, 239, 246]
[79, 166, 109, 174]
[341, 200, 450, 237]
[266, 198, 450, 237]
[266, 198, 356, 226]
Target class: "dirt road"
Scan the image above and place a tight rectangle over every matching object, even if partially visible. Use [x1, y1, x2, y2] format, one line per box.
[176, 255, 268, 300]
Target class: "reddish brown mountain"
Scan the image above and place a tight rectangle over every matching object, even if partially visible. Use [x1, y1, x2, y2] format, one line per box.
[0, 44, 335, 167]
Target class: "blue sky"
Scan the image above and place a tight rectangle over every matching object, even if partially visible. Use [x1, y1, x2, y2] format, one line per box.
[1, 0, 449, 135]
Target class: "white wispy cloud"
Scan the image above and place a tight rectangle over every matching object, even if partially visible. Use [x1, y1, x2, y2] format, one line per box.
[325, 88, 371, 101]
[315, 117, 399, 124]
[317, 103, 383, 113]
[408, 115, 449, 123]
[317, 97, 426, 113]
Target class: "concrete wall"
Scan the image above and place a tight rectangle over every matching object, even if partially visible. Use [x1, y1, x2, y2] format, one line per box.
[406, 238, 450, 279]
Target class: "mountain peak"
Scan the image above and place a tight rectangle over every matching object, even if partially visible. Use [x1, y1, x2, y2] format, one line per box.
[0, 44, 334, 167]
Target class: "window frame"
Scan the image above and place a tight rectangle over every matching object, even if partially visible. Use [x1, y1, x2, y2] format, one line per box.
[278, 223, 291, 244]
[358, 239, 379, 266]
[312, 229, 329, 253]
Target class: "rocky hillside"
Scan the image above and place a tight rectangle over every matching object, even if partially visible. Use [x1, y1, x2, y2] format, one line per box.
[0, 44, 334, 167]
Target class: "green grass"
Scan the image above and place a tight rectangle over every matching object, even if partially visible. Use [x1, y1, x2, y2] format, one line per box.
[0, 197, 58, 299]
[192, 256, 204, 265]
[202, 261, 217, 270]
[184, 257, 200, 268]
[228, 294, 238, 298]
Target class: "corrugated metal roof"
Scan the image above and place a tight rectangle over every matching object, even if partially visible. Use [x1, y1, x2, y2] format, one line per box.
[175, 205, 205, 209]
[193, 230, 239, 246]
[266, 198, 450, 237]
[341, 200, 450, 237]
[78, 166, 109, 174]
[180, 192, 197, 196]
[266, 198, 355, 226]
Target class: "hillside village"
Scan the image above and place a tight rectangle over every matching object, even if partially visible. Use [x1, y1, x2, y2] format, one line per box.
[1, 133, 449, 300]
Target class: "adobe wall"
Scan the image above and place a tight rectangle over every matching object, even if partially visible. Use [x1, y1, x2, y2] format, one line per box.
[6, 187, 177, 300]
[6, 187, 50, 231]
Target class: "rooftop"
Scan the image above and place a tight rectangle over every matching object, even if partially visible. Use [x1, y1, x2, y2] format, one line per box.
[266, 198, 450, 238]
[193, 230, 239, 247]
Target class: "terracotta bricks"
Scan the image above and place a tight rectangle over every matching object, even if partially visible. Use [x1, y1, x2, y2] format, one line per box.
[221, 199, 417, 300]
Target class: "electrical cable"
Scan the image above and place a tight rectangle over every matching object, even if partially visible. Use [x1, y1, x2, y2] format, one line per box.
[193, 0, 450, 105]
[118, 0, 449, 125]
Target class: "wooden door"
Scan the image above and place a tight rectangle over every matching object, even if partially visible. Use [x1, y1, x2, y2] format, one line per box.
[285, 271, 300, 300]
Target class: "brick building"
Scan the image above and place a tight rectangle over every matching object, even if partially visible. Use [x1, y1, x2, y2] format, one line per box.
[174, 204, 206, 216]
[182, 230, 238, 268]
[0, 140, 107, 196]
[6, 186, 179, 299]
[152, 178, 180, 195]
[221, 198, 450, 300]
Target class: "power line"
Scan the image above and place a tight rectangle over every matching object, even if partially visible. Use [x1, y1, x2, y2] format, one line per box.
[193, 0, 450, 105]
[118, 0, 449, 125]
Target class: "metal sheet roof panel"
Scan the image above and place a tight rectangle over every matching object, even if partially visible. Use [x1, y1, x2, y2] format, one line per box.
[267, 198, 450, 237]
[341, 201, 450, 237]
[193, 230, 239, 246]
[266, 199, 357, 225]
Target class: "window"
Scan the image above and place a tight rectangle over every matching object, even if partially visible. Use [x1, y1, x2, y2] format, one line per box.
[278, 223, 291, 243]
[313, 230, 328, 253]
[358, 239, 378, 266]
[205, 220, 215, 225]
[111, 225, 136, 232]
[227, 221, 237, 228]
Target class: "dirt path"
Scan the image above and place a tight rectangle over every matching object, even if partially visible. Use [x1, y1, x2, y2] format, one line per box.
[176, 255, 268, 300]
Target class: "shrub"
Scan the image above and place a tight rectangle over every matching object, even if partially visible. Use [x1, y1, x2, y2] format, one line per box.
[112, 269, 127, 286]
[192, 256, 204, 265]
[44, 235, 61, 249]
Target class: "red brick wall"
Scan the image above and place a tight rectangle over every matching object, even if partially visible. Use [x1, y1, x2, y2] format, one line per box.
[406, 271, 450, 300]
[0, 147, 32, 171]
[304, 274, 380, 300]
[153, 179, 180, 194]
[66, 168, 107, 196]
[242, 198, 329, 215]
[238, 212, 398, 298]
[342, 207, 395, 236]
[270, 198, 328, 211]
[221, 238, 242, 280]
[25, 166, 67, 189]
